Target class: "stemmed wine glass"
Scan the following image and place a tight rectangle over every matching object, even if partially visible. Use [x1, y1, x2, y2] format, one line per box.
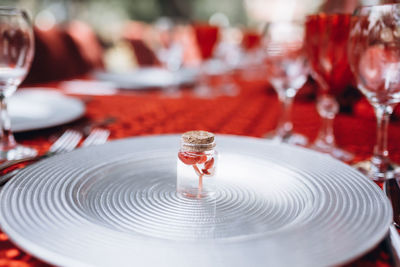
[154, 18, 183, 97]
[0, 8, 36, 160]
[305, 13, 354, 161]
[348, 4, 400, 181]
[193, 23, 219, 98]
[263, 21, 309, 145]
[240, 28, 264, 81]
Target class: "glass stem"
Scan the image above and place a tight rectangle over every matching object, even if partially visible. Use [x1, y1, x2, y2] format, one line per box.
[276, 90, 294, 139]
[0, 95, 16, 151]
[164, 72, 181, 97]
[372, 104, 392, 172]
[195, 61, 211, 97]
[318, 117, 335, 146]
[315, 94, 339, 149]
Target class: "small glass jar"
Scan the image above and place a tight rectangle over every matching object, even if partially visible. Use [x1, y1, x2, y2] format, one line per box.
[177, 131, 218, 198]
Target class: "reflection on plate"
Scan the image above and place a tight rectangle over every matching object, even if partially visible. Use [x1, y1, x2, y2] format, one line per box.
[10, 89, 85, 132]
[94, 67, 198, 90]
[0, 135, 392, 267]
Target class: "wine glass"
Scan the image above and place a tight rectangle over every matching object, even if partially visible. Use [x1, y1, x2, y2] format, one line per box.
[263, 21, 309, 145]
[0, 7, 36, 160]
[305, 13, 354, 161]
[348, 4, 400, 181]
[154, 18, 184, 97]
[193, 23, 219, 97]
[240, 28, 264, 81]
[242, 30, 261, 51]
[213, 27, 241, 97]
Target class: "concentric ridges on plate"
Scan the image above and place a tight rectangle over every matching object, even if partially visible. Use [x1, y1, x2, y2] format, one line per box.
[0, 136, 392, 267]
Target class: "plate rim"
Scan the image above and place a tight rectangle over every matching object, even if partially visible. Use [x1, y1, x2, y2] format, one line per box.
[93, 66, 197, 90]
[11, 88, 85, 132]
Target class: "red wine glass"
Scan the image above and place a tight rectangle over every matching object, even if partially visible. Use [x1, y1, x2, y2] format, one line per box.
[305, 13, 354, 161]
[242, 30, 261, 51]
[194, 23, 219, 60]
[348, 4, 400, 181]
[240, 28, 265, 81]
[193, 23, 220, 97]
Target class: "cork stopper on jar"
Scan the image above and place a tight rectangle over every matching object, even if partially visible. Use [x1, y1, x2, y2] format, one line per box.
[181, 130, 215, 152]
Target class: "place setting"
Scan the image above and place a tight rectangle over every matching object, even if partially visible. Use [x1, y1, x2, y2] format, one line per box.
[0, 1, 400, 267]
[0, 132, 392, 267]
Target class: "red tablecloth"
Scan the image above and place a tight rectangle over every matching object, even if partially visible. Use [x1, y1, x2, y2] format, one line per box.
[1, 76, 399, 266]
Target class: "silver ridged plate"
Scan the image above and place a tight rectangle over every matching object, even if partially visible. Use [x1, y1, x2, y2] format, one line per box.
[0, 135, 392, 267]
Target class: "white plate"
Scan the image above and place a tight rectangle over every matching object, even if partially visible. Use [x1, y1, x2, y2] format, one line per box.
[94, 67, 198, 90]
[0, 135, 392, 267]
[9, 89, 85, 132]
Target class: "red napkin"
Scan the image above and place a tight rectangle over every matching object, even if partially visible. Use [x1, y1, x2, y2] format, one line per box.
[65, 20, 104, 70]
[122, 21, 159, 66]
[24, 26, 88, 83]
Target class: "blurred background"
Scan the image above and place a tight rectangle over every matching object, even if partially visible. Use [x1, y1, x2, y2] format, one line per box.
[1, 0, 395, 26]
[1, 0, 394, 27]
[0, 0, 397, 84]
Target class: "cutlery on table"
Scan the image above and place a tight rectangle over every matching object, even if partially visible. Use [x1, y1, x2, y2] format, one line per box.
[0, 128, 110, 186]
[73, 116, 116, 137]
[384, 178, 400, 267]
[0, 129, 83, 172]
[81, 128, 110, 147]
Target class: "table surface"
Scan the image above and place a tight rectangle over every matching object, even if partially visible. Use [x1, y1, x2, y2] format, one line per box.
[1, 74, 399, 267]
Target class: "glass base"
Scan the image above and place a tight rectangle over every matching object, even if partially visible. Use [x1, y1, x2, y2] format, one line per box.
[218, 83, 240, 97]
[354, 160, 400, 181]
[194, 84, 215, 98]
[162, 87, 182, 98]
[264, 132, 308, 146]
[311, 140, 354, 162]
[0, 145, 37, 161]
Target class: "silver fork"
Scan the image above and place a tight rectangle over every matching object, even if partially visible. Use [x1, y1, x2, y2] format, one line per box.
[0, 129, 83, 172]
[47, 129, 83, 154]
[384, 179, 400, 267]
[0, 130, 82, 186]
[81, 128, 110, 147]
[0, 128, 109, 186]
